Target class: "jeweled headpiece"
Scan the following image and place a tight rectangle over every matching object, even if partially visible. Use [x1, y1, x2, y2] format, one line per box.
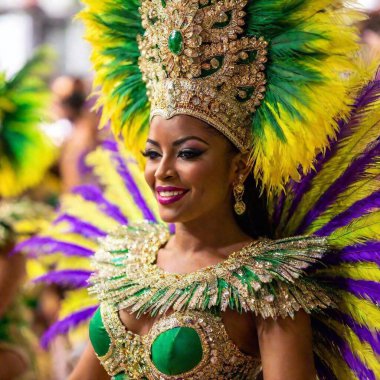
[80, 0, 362, 193]
[138, 0, 268, 151]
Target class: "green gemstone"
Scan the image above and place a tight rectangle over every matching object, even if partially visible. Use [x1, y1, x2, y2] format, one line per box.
[161, 0, 166, 7]
[168, 30, 184, 55]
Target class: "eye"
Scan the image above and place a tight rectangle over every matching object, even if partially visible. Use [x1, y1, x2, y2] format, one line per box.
[178, 149, 204, 160]
[141, 149, 161, 160]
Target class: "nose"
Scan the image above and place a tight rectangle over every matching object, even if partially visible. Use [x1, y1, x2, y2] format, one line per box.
[154, 155, 176, 181]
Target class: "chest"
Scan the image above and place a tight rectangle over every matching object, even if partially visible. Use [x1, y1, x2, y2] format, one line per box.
[119, 307, 259, 357]
[90, 303, 262, 379]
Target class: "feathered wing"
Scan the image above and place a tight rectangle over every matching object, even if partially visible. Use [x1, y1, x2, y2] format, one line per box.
[269, 69, 380, 380]
[0, 48, 56, 197]
[17, 140, 161, 348]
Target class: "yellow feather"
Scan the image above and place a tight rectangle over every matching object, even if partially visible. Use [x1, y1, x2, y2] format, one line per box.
[316, 262, 380, 282]
[308, 160, 380, 233]
[323, 318, 380, 376]
[59, 289, 97, 319]
[338, 292, 380, 331]
[314, 344, 356, 379]
[86, 147, 146, 222]
[59, 194, 121, 233]
[284, 84, 380, 235]
[328, 211, 380, 247]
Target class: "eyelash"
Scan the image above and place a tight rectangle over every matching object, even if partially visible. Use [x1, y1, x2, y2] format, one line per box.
[141, 149, 204, 160]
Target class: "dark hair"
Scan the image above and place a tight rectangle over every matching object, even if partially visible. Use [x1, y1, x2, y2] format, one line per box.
[233, 173, 272, 239]
[60, 78, 87, 116]
[226, 143, 272, 239]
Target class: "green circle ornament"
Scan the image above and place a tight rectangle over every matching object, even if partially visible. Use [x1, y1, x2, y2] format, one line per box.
[168, 30, 184, 55]
[151, 327, 203, 375]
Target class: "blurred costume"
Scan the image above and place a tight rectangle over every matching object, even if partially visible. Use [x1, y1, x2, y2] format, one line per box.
[20, 1, 380, 379]
[0, 49, 55, 379]
[51, 76, 100, 192]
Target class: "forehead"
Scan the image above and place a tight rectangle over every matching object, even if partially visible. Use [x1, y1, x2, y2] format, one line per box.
[149, 114, 219, 141]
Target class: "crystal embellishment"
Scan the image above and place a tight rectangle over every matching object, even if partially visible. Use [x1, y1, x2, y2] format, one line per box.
[168, 30, 184, 55]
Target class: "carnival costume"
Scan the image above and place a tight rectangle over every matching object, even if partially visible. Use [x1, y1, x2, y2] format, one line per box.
[0, 49, 55, 379]
[19, 0, 380, 379]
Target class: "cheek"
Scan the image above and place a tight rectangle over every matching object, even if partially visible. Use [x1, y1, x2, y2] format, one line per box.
[144, 162, 156, 190]
[180, 159, 231, 198]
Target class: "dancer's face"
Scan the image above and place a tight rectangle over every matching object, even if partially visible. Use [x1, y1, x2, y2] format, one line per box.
[144, 115, 243, 223]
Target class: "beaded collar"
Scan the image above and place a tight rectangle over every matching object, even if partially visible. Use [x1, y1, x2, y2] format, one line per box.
[90, 222, 334, 319]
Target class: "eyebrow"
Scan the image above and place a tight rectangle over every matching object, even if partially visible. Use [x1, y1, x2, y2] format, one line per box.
[146, 136, 210, 147]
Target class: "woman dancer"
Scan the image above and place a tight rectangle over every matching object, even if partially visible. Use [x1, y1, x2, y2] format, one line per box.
[33, 0, 379, 379]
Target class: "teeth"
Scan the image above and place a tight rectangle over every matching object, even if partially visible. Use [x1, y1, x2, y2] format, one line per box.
[159, 191, 185, 197]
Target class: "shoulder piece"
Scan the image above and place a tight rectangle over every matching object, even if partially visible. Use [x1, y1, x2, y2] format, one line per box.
[90, 223, 335, 319]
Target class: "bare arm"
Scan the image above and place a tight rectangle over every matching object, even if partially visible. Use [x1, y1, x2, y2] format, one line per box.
[0, 245, 26, 317]
[256, 311, 316, 380]
[69, 342, 110, 380]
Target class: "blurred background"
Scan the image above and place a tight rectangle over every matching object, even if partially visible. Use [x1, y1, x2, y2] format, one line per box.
[0, 1, 379, 379]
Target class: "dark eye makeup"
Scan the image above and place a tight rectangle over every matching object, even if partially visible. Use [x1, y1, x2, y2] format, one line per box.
[141, 149, 161, 159]
[177, 148, 204, 159]
[141, 148, 205, 160]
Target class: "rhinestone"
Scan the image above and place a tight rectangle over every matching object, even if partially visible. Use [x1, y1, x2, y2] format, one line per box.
[210, 58, 219, 69]
[168, 30, 184, 55]
[191, 96, 201, 106]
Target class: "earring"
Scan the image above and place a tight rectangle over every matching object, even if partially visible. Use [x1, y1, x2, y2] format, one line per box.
[233, 175, 246, 215]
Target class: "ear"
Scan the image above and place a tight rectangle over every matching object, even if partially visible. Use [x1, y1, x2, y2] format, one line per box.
[230, 152, 250, 184]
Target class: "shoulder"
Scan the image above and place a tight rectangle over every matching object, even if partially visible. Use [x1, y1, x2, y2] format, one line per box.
[236, 235, 335, 318]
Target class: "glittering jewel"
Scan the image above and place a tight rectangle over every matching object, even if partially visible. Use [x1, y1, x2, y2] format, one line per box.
[234, 201, 246, 215]
[168, 30, 184, 55]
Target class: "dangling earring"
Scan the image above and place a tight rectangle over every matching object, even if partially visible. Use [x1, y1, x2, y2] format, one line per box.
[233, 175, 246, 215]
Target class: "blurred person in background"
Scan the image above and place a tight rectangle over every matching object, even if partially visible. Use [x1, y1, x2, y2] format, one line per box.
[362, 8, 380, 55]
[0, 49, 56, 380]
[51, 75, 100, 193]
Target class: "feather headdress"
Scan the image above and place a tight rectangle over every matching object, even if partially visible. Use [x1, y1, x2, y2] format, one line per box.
[80, 0, 363, 193]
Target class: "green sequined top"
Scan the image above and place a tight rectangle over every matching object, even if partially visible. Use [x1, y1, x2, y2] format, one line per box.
[89, 222, 334, 379]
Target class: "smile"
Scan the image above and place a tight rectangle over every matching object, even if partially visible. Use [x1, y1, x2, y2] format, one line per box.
[156, 187, 189, 205]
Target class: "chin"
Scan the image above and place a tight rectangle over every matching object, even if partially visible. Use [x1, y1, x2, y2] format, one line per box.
[158, 206, 196, 224]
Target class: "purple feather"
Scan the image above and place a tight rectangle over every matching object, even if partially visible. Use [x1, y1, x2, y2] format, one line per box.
[33, 269, 92, 289]
[322, 242, 380, 266]
[316, 189, 380, 236]
[54, 214, 106, 238]
[312, 319, 375, 380]
[72, 184, 128, 225]
[13, 237, 94, 257]
[41, 306, 98, 349]
[102, 139, 118, 152]
[283, 77, 380, 229]
[333, 312, 380, 356]
[297, 140, 380, 234]
[114, 154, 157, 222]
[334, 278, 380, 304]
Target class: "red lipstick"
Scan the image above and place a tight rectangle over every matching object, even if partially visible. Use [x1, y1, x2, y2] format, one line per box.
[156, 186, 189, 205]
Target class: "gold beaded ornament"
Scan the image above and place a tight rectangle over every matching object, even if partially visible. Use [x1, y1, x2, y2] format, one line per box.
[233, 174, 246, 215]
[138, 0, 268, 152]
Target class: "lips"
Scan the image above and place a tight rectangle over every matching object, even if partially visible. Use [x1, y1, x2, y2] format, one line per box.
[156, 186, 189, 205]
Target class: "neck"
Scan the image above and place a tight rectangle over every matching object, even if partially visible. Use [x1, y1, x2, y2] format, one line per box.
[169, 206, 250, 253]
